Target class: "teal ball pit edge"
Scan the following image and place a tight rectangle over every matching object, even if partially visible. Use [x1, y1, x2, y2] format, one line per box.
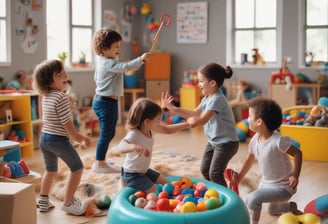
[107, 176, 250, 224]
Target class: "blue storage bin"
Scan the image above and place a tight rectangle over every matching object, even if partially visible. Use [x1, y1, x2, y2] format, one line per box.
[0, 140, 21, 162]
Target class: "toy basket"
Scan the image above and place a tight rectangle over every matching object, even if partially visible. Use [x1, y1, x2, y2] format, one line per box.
[280, 105, 328, 162]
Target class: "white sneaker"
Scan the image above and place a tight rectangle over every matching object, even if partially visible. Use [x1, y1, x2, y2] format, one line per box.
[61, 197, 86, 216]
[91, 162, 121, 173]
[37, 199, 55, 212]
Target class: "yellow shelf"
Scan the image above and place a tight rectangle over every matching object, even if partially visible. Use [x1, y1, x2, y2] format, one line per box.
[0, 95, 34, 158]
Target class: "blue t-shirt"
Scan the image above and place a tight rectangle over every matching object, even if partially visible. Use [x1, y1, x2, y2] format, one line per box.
[199, 90, 239, 146]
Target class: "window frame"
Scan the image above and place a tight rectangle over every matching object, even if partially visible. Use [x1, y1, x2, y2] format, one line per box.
[0, 0, 11, 66]
[227, 0, 283, 67]
[46, 0, 96, 69]
[299, 0, 328, 67]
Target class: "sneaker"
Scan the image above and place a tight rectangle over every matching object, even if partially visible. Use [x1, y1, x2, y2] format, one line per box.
[91, 162, 121, 173]
[61, 197, 86, 216]
[37, 199, 55, 212]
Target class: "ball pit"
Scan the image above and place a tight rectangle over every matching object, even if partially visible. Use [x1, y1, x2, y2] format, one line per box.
[107, 176, 250, 224]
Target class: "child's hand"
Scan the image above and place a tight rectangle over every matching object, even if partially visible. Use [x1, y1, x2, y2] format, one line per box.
[288, 176, 298, 189]
[141, 53, 151, 62]
[134, 146, 149, 157]
[186, 117, 198, 128]
[161, 91, 174, 109]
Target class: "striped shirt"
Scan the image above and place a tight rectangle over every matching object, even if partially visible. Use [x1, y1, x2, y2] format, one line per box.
[41, 90, 72, 137]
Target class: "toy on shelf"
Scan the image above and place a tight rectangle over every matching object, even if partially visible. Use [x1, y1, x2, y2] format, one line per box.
[270, 57, 296, 90]
[2, 160, 30, 178]
[249, 48, 265, 65]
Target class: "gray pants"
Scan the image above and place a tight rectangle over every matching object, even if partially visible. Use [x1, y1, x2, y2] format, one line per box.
[200, 141, 239, 187]
[246, 185, 294, 224]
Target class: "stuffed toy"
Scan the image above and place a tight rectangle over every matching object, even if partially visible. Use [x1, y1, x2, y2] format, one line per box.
[304, 97, 328, 127]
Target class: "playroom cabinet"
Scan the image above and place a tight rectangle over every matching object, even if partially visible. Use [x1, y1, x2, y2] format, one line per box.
[146, 81, 170, 101]
[144, 52, 171, 80]
[0, 94, 34, 157]
[269, 83, 328, 109]
[145, 52, 171, 101]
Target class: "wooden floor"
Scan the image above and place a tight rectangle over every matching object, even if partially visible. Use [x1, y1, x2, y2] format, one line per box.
[23, 125, 328, 224]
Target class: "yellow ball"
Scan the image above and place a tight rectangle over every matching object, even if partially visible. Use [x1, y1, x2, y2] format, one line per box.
[181, 201, 197, 213]
[204, 189, 219, 199]
[236, 121, 248, 133]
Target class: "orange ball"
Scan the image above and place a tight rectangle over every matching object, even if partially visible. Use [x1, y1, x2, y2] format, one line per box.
[196, 201, 207, 212]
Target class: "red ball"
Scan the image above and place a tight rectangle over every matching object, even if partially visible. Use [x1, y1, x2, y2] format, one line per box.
[134, 191, 146, 198]
[156, 198, 170, 211]
[158, 191, 168, 199]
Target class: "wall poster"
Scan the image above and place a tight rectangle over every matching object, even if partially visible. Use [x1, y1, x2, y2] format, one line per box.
[177, 1, 208, 44]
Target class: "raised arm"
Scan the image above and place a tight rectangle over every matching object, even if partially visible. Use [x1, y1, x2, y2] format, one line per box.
[161, 91, 200, 119]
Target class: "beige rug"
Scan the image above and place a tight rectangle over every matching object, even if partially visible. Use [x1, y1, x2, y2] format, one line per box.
[51, 151, 261, 216]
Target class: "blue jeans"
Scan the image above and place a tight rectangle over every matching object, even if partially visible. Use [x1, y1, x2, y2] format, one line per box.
[40, 133, 83, 172]
[92, 95, 118, 161]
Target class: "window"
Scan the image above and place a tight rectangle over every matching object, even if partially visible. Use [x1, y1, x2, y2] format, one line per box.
[304, 0, 328, 66]
[231, 0, 281, 65]
[46, 0, 94, 66]
[0, 0, 11, 65]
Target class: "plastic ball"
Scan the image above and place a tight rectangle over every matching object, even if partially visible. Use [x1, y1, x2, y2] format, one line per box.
[204, 189, 219, 199]
[135, 197, 147, 208]
[175, 194, 184, 201]
[163, 183, 174, 195]
[236, 128, 247, 142]
[205, 197, 221, 210]
[181, 201, 197, 213]
[156, 198, 170, 211]
[134, 190, 146, 198]
[97, 194, 111, 209]
[144, 200, 156, 210]
[196, 200, 207, 212]
[146, 192, 157, 201]
[169, 199, 179, 211]
[128, 194, 137, 205]
[236, 120, 249, 133]
[195, 182, 207, 192]
[158, 191, 169, 199]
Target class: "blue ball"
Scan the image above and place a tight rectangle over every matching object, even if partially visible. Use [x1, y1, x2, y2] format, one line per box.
[236, 128, 247, 142]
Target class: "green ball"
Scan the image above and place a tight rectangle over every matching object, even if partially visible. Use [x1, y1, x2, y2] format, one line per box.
[205, 197, 221, 210]
[128, 194, 137, 205]
[97, 194, 112, 209]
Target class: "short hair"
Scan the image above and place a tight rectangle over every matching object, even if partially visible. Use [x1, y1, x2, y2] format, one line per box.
[92, 28, 122, 56]
[198, 63, 233, 88]
[248, 97, 282, 132]
[32, 59, 63, 95]
[125, 98, 162, 130]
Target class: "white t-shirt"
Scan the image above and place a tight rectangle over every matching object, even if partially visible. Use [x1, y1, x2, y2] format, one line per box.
[122, 129, 154, 173]
[249, 131, 296, 194]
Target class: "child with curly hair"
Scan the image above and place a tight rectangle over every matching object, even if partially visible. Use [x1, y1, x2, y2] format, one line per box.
[238, 97, 302, 224]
